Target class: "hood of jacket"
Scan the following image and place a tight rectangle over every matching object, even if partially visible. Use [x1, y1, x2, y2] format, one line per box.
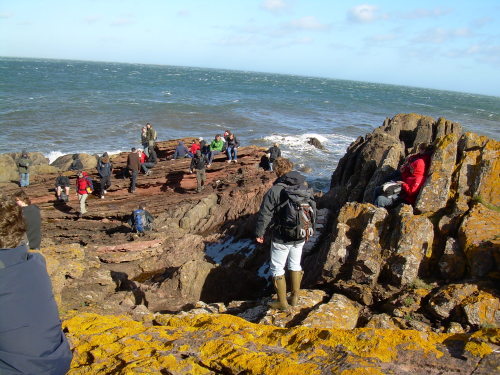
[274, 171, 305, 187]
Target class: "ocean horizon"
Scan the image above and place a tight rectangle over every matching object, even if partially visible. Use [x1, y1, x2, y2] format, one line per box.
[1, 56, 499, 190]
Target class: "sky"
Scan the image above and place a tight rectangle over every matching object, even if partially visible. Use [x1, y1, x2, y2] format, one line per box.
[1, 0, 499, 96]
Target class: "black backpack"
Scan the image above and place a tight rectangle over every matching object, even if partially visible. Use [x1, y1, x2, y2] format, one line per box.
[277, 183, 316, 241]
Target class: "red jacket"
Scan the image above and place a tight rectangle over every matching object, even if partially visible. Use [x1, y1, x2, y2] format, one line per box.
[190, 143, 200, 154]
[400, 154, 430, 204]
[76, 172, 91, 195]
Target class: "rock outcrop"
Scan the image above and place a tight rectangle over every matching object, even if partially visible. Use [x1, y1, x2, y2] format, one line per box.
[2, 114, 499, 374]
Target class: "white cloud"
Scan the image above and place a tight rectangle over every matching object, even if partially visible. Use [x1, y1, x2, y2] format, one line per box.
[110, 17, 134, 27]
[288, 16, 329, 31]
[472, 17, 493, 28]
[413, 27, 473, 44]
[177, 10, 190, 17]
[0, 12, 13, 19]
[402, 8, 452, 19]
[348, 4, 379, 23]
[366, 34, 397, 44]
[261, 0, 290, 13]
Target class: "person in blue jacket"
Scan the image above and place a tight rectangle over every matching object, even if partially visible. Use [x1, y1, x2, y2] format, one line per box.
[0, 194, 73, 375]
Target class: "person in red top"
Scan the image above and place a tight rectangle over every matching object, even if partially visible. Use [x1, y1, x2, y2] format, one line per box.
[374, 143, 433, 208]
[138, 149, 147, 164]
[76, 171, 92, 217]
[189, 139, 201, 157]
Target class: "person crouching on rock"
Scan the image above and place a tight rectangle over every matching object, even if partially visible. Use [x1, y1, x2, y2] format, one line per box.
[76, 170, 92, 217]
[189, 150, 207, 193]
[55, 171, 71, 202]
[128, 204, 154, 234]
[373, 143, 434, 209]
[0, 194, 73, 374]
[141, 146, 158, 176]
[255, 157, 316, 311]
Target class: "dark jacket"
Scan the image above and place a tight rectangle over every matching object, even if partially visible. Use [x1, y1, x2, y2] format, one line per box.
[17, 156, 31, 174]
[127, 152, 141, 171]
[22, 205, 42, 250]
[97, 157, 113, 178]
[69, 158, 83, 171]
[255, 171, 315, 244]
[226, 136, 240, 148]
[267, 146, 281, 162]
[0, 244, 72, 374]
[190, 152, 207, 171]
[174, 142, 190, 158]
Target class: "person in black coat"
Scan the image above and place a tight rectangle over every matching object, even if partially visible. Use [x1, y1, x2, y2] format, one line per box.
[0, 193, 72, 374]
[12, 190, 42, 250]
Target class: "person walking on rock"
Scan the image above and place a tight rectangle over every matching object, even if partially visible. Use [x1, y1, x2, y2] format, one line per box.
[17, 150, 31, 187]
[127, 148, 141, 193]
[255, 157, 316, 310]
[97, 152, 113, 199]
[189, 150, 207, 193]
[13, 190, 42, 250]
[0, 194, 73, 375]
[266, 143, 281, 171]
[76, 171, 92, 217]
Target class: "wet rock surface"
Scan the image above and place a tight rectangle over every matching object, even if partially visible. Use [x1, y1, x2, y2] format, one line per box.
[3, 115, 499, 374]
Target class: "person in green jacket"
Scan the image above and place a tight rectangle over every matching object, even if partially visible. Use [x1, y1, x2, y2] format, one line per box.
[207, 134, 224, 167]
[17, 150, 31, 187]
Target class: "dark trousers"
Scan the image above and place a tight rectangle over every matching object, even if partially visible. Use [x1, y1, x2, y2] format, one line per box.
[196, 169, 206, 192]
[129, 169, 138, 192]
[100, 175, 111, 194]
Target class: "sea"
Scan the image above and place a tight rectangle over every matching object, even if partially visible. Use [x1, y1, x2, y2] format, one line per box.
[1, 57, 499, 191]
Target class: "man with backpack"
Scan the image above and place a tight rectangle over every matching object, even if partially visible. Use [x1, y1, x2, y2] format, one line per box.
[189, 150, 207, 193]
[128, 204, 154, 234]
[76, 171, 93, 217]
[255, 157, 316, 311]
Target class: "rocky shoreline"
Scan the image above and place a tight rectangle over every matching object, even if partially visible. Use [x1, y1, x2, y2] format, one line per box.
[2, 114, 499, 374]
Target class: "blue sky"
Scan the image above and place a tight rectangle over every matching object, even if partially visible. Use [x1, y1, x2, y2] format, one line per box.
[1, 0, 499, 96]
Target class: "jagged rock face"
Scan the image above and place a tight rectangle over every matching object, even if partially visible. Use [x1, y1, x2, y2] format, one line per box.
[51, 153, 98, 171]
[415, 133, 458, 213]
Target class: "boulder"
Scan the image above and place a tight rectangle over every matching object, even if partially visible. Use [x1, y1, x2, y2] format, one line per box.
[0, 151, 55, 183]
[458, 203, 500, 277]
[438, 237, 466, 281]
[308, 137, 325, 150]
[415, 133, 459, 213]
[384, 205, 434, 287]
[0, 154, 18, 182]
[427, 283, 478, 320]
[301, 293, 361, 329]
[461, 290, 500, 327]
[50, 153, 98, 171]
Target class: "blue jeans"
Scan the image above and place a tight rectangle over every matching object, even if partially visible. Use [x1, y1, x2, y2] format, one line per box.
[226, 146, 238, 161]
[270, 241, 305, 277]
[208, 150, 221, 164]
[20, 173, 29, 187]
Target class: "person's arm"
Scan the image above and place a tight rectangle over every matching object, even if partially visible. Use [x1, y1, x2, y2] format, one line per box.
[234, 137, 240, 148]
[400, 158, 426, 195]
[255, 187, 279, 241]
[146, 211, 154, 225]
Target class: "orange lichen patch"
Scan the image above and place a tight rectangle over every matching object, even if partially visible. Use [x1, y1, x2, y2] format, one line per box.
[341, 368, 385, 375]
[64, 313, 496, 374]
